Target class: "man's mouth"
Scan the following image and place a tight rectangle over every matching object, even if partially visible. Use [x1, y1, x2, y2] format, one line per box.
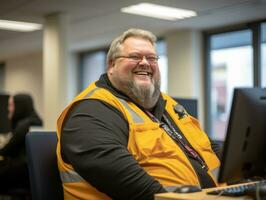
[134, 71, 151, 76]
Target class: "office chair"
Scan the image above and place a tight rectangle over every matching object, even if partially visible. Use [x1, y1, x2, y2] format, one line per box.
[25, 131, 63, 200]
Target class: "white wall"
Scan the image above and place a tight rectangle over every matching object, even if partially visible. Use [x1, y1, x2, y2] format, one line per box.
[166, 30, 205, 126]
[43, 13, 69, 130]
[4, 51, 43, 118]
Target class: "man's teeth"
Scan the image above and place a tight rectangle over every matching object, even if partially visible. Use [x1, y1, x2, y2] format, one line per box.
[135, 72, 150, 75]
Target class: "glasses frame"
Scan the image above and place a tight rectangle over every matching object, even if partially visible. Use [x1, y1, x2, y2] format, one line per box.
[115, 54, 159, 64]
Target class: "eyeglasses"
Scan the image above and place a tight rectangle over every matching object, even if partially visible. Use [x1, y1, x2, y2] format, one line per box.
[115, 54, 159, 64]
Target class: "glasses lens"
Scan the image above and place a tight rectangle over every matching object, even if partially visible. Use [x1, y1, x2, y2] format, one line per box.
[146, 56, 158, 63]
[116, 55, 159, 64]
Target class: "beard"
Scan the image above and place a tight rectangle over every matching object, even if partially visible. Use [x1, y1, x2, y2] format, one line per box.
[119, 76, 161, 109]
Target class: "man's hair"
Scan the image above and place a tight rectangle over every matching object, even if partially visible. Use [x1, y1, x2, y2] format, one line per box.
[107, 28, 157, 65]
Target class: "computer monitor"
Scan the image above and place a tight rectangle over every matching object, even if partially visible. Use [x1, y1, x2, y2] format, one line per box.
[0, 93, 10, 133]
[218, 88, 266, 184]
[172, 97, 198, 118]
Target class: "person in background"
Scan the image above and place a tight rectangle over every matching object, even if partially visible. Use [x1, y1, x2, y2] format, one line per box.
[0, 93, 42, 193]
[57, 28, 221, 200]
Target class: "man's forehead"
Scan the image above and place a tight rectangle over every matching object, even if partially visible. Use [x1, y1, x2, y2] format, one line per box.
[120, 37, 155, 51]
[123, 36, 152, 45]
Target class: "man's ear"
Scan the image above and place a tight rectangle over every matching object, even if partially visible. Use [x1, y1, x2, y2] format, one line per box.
[111, 59, 116, 67]
[107, 60, 115, 74]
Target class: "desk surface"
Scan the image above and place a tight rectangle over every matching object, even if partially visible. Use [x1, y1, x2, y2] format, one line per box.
[155, 183, 254, 200]
[155, 191, 251, 200]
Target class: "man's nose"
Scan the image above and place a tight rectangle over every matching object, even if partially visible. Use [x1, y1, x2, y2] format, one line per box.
[138, 56, 150, 65]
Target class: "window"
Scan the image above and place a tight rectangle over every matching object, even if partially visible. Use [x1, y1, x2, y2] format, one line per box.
[79, 50, 107, 90]
[261, 23, 266, 87]
[206, 21, 266, 140]
[208, 30, 253, 140]
[157, 40, 168, 93]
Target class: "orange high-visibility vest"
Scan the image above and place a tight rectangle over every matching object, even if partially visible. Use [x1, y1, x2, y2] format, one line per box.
[56, 82, 220, 200]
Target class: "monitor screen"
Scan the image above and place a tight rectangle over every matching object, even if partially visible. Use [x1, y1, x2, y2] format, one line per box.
[0, 93, 10, 133]
[172, 98, 198, 118]
[218, 88, 266, 184]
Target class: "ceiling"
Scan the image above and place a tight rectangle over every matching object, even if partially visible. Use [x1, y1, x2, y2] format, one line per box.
[0, 0, 266, 59]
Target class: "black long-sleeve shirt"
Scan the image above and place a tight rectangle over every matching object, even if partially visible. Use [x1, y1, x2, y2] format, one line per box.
[61, 74, 221, 200]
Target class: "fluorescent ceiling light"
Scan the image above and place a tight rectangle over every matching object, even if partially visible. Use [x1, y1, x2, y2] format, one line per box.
[0, 19, 42, 32]
[121, 3, 197, 21]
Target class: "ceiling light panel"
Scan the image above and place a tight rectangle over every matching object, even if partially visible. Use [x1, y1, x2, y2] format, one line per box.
[121, 3, 197, 21]
[0, 19, 42, 32]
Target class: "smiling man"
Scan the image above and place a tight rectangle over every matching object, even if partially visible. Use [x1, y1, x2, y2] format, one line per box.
[107, 33, 161, 109]
[56, 28, 221, 200]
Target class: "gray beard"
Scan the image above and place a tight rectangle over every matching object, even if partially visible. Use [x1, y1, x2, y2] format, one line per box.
[123, 79, 161, 109]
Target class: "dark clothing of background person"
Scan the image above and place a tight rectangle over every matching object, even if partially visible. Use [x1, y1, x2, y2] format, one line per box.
[0, 94, 42, 192]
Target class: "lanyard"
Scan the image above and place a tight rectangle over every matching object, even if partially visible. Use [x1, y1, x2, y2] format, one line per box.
[145, 110, 209, 171]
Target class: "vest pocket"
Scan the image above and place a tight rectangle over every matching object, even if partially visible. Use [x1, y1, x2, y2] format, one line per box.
[178, 116, 211, 150]
[129, 123, 178, 160]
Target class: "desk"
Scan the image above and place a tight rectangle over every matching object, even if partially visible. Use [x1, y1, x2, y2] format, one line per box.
[155, 183, 254, 200]
[155, 191, 251, 200]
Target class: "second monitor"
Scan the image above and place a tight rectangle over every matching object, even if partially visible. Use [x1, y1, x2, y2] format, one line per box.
[218, 87, 266, 184]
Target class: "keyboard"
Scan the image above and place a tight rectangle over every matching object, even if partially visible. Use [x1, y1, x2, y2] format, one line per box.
[207, 180, 266, 197]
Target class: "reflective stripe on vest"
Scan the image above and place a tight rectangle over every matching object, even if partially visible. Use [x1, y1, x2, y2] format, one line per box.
[117, 98, 144, 123]
[60, 170, 85, 183]
[210, 166, 219, 180]
[84, 87, 100, 98]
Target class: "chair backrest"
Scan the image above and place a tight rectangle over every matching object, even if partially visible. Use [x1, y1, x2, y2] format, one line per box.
[25, 131, 63, 200]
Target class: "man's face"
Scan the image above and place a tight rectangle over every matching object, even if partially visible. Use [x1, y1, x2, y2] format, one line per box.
[108, 37, 161, 109]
